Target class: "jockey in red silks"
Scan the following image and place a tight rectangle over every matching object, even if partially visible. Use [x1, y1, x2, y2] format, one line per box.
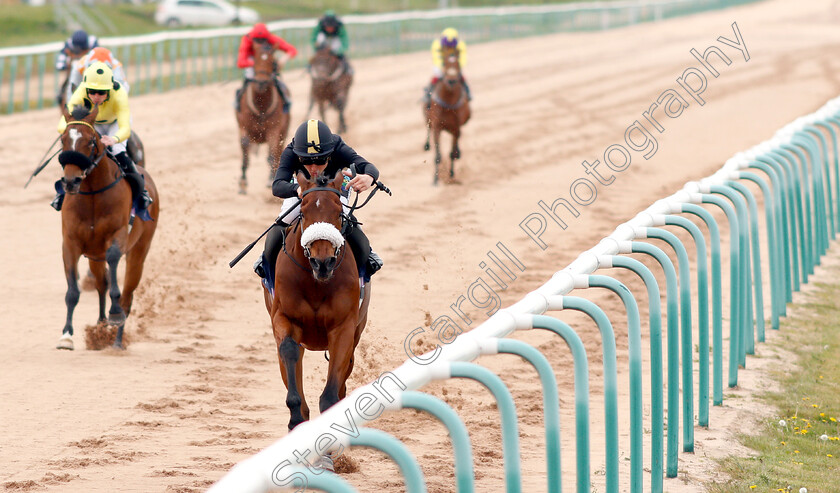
[236, 23, 298, 113]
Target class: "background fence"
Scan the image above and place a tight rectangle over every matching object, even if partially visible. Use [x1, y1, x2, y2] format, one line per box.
[0, 0, 758, 114]
[204, 92, 840, 492]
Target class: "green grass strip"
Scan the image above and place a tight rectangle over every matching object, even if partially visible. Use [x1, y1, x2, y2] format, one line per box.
[709, 261, 840, 492]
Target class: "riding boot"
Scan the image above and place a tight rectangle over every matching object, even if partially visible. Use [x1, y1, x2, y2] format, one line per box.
[51, 193, 65, 211]
[115, 151, 152, 212]
[255, 221, 288, 280]
[461, 76, 472, 101]
[274, 78, 291, 113]
[346, 224, 382, 282]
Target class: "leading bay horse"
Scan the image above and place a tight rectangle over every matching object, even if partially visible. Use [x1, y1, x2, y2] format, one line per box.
[55, 105, 160, 350]
[236, 39, 291, 194]
[263, 171, 370, 432]
[424, 52, 470, 185]
[307, 46, 353, 133]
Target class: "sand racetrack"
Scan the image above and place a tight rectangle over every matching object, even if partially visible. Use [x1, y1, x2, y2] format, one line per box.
[3, 0, 840, 491]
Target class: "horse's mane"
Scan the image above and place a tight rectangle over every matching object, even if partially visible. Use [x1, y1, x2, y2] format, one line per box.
[71, 105, 91, 121]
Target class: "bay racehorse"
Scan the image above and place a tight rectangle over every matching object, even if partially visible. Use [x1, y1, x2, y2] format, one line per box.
[264, 170, 370, 431]
[307, 46, 353, 133]
[55, 105, 160, 350]
[424, 52, 470, 185]
[236, 39, 291, 194]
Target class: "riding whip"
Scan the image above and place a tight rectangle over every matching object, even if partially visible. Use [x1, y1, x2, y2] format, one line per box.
[229, 198, 301, 268]
[24, 135, 61, 189]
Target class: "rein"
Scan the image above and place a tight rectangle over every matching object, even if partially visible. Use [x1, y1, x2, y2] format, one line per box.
[245, 77, 279, 117]
[61, 121, 117, 195]
[78, 172, 124, 196]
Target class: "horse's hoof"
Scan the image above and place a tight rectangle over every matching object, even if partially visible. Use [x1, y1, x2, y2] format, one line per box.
[108, 313, 126, 326]
[111, 342, 125, 351]
[238, 188, 247, 195]
[312, 455, 335, 472]
[423, 143, 430, 151]
[56, 334, 74, 350]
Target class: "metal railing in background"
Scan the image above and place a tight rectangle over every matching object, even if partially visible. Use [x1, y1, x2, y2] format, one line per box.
[205, 95, 840, 492]
[0, 0, 759, 115]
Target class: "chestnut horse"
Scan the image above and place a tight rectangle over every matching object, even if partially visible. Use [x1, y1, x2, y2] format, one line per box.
[236, 39, 291, 194]
[307, 46, 353, 133]
[423, 53, 471, 185]
[55, 105, 160, 350]
[264, 171, 370, 431]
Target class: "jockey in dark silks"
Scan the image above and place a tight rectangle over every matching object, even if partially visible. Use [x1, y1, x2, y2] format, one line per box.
[55, 30, 99, 105]
[255, 119, 383, 297]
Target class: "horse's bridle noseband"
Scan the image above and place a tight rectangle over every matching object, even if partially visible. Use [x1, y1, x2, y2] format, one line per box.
[58, 120, 123, 195]
[59, 120, 105, 176]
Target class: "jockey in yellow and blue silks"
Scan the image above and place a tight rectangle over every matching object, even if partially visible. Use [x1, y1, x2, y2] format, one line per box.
[55, 62, 152, 217]
[423, 27, 472, 108]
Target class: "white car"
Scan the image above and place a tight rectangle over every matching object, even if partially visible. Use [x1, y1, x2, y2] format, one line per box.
[155, 0, 259, 27]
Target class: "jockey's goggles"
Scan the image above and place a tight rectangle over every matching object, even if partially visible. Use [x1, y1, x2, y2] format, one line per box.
[87, 88, 108, 96]
[299, 155, 330, 165]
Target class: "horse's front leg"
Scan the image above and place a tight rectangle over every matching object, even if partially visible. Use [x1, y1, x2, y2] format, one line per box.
[57, 242, 83, 350]
[433, 126, 443, 185]
[318, 100, 328, 128]
[320, 322, 356, 413]
[88, 259, 108, 324]
[105, 242, 127, 349]
[267, 130, 284, 188]
[239, 134, 250, 195]
[277, 333, 309, 430]
[335, 94, 347, 134]
[450, 128, 461, 179]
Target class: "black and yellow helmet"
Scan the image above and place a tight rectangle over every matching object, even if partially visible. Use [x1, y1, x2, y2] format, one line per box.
[293, 119, 337, 159]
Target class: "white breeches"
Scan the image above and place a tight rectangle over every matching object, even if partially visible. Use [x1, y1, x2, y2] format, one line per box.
[315, 34, 343, 54]
[431, 67, 444, 79]
[95, 121, 127, 154]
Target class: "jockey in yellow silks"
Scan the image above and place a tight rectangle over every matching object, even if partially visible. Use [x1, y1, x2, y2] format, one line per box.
[423, 27, 472, 108]
[54, 62, 152, 217]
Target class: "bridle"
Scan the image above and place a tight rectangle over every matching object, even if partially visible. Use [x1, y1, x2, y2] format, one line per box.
[58, 120, 122, 195]
[283, 185, 347, 273]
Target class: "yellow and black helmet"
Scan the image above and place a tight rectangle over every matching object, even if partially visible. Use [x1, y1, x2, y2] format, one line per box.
[83, 61, 114, 91]
[293, 119, 337, 159]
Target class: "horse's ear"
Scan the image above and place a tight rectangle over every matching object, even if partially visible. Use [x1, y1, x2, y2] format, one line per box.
[331, 170, 345, 189]
[61, 105, 72, 122]
[86, 104, 99, 124]
[295, 170, 311, 189]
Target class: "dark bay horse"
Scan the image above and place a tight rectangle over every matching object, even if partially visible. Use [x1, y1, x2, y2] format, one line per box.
[236, 39, 291, 194]
[55, 105, 160, 350]
[424, 53, 471, 185]
[307, 46, 353, 133]
[264, 171, 370, 431]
